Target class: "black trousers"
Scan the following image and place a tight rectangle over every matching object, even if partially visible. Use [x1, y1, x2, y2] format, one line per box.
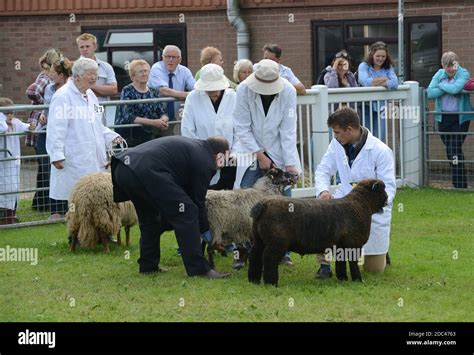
[31, 133, 51, 211]
[113, 161, 211, 276]
[208, 166, 236, 190]
[439, 114, 470, 188]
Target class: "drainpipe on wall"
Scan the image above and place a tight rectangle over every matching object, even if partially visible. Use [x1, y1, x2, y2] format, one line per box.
[227, 0, 250, 60]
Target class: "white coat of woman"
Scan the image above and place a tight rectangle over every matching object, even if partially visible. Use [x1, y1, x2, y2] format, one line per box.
[46, 58, 121, 201]
[181, 63, 236, 185]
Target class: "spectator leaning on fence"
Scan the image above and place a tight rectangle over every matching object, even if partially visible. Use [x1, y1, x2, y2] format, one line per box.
[262, 43, 306, 96]
[148, 45, 195, 125]
[46, 58, 122, 226]
[41, 58, 74, 220]
[26, 48, 62, 212]
[314, 107, 396, 278]
[115, 59, 169, 147]
[324, 50, 358, 88]
[233, 59, 253, 89]
[427, 51, 473, 189]
[358, 41, 398, 141]
[0, 98, 36, 225]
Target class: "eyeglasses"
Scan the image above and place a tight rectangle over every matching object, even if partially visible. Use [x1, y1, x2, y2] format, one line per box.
[371, 42, 387, 51]
[163, 55, 180, 61]
[335, 51, 349, 59]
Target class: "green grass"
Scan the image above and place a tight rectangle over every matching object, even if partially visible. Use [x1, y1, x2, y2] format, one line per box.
[0, 188, 473, 322]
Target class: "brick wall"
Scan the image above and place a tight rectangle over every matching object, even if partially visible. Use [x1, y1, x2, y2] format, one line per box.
[0, 0, 473, 105]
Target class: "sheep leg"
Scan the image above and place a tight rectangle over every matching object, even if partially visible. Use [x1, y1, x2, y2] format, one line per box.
[349, 260, 362, 282]
[125, 225, 131, 247]
[262, 246, 285, 287]
[101, 233, 110, 254]
[335, 247, 348, 281]
[69, 235, 79, 252]
[117, 229, 122, 246]
[248, 238, 264, 284]
[207, 244, 216, 270]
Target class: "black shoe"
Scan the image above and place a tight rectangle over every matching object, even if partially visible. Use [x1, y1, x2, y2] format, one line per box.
[315, 266, 333, 279]
[232, 260, 245, 270]
[200, 269, 231, 279]
[280, 255, 294, 266]
[386, 253, 391, 266]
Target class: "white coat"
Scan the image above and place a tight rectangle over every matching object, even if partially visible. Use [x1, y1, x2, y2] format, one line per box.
[46, 80, 119, 201]
[232, 79, 302, 188]
[181, 88, 236, 185]
[0, 114, 31, 209]
[315, 130, 396, 255]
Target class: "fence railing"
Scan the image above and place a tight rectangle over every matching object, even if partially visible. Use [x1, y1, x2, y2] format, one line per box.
[1, 85, 422, 228]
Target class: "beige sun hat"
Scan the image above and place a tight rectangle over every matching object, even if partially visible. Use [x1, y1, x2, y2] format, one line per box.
[243, 59, 284, 95]
[194, 63, 229, 91]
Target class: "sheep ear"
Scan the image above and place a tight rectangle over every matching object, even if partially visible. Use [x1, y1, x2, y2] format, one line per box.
[371, 182, 379, 191]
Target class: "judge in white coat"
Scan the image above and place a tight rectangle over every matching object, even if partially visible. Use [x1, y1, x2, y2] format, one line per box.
[46, 58, 121, 205]
[0, 107, 35, 224]
[232, 59, 301, 266]
[181, 63, 236, 189]
[315, 107, 396, 278]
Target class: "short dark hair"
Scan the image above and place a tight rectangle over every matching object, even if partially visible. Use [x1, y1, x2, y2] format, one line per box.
[263, 44, 282, 58]
[207, 136, 229, 155]
[327, 107, 361, 130]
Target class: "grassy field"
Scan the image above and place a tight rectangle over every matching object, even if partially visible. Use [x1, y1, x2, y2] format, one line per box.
[0, 187, 473, 322]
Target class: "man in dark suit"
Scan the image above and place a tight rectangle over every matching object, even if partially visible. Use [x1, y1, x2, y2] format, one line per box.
[111, 135, 231, 278]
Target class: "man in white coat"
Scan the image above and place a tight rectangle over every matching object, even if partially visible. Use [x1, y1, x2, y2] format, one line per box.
[315, 107, 396, 278]
[233, 59, 301, 265]
[46, 58, 121, 212]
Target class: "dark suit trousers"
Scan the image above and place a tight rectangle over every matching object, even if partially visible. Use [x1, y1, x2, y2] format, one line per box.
[113, 161, 211, 276]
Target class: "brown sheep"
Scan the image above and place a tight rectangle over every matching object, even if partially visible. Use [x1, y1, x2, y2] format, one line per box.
[248, 178, 388, 286]
[67, 172, 137, 253]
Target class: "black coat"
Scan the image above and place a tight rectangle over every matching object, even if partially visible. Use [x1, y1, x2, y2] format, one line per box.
[111, 136, 216, 233]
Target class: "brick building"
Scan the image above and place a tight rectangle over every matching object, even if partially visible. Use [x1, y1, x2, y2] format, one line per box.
[0, 0, 473, 104]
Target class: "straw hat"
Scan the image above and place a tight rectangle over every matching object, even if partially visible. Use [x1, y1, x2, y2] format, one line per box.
[194, 63, 229, 91]
[243, 59, 284, 95]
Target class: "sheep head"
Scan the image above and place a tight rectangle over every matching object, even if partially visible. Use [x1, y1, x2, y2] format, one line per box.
[264, 168, 299, 192]
[354, 178, 388, 213]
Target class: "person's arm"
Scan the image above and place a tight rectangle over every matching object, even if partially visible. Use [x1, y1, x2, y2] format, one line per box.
[324, 68, 340, 88]
[374, 146, 397, 206]
[46, 95, 69, 167]
[0, 113, 8, 133]
[91, 83, 118, 97]
[232, 84, 261, 153]
[294, 83, 306, 96]
[357, 62, 373, 87]
[185, 69, 196, 92]
[438, 67, 470, 95]
[14, 119, 33, 132]
[315, 139, 338, 198]
[426, 70, 445, 99]
[190, 169, 212, 233]
[279, 86, 300, 173]
[26, 75, 50, 103]
[159, 87, 189, 99]
[385, 67, 399, 89]
[180, 93, 199, 139]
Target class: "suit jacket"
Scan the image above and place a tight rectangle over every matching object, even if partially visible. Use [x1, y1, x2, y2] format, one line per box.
[111, 136, 216, 233]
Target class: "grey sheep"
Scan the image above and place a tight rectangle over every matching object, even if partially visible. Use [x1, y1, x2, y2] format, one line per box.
[248, 178, 388, 286]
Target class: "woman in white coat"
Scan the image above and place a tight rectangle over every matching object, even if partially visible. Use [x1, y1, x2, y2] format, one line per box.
[181, 63, 236, 189]
[46, 58, 121, 208]
[315, 107, 396, 277]
[0, 101, 35, 224]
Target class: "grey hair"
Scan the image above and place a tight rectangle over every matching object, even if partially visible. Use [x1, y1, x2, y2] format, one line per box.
[441, 51, 459, 67]
[163, 45, 182, 58]
[72, 58, 98, 78]
[233, 59, 253, 83]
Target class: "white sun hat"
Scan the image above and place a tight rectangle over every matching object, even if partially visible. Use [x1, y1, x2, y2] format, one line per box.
[194, 63, 230, 91]
[243, 59, 284, 95]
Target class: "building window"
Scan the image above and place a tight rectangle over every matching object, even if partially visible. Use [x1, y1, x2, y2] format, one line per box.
[82, 25, 187, 93]
[312, 17, 441, 87]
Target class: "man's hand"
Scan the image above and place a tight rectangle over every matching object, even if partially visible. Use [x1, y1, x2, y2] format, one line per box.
[256, 151, 273, 171]
[52, 160, 65, 170]
[285, 165, 299, 176]
[372, 77, 388, 87]
[38, 113, 47, 125]
[28, 123, 36, 131]
[154, 117, 169, 130]
[201, 230, 212, 244]
[112, 136, 123, 144]
[318, 191, 333, 200]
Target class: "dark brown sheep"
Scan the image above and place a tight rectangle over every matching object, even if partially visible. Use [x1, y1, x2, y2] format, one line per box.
[248, 178, 388, 286]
